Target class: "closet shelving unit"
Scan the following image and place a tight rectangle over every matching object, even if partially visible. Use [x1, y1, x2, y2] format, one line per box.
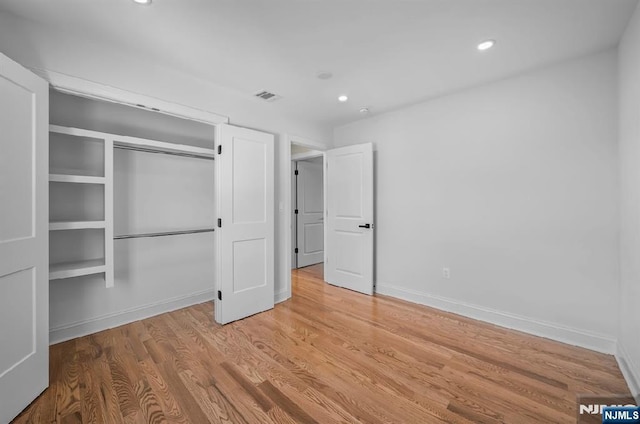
[49, 125, 113, 286]
[48, 125, 216, 288]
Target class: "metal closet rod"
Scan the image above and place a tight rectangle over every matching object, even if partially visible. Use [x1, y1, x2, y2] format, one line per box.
[114, 228, 215, 240]
[114, 144, 215, 161]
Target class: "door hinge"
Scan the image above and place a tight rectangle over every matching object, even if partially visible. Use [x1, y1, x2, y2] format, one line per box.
[295, 247, 299, 254]
[294, 169, 299, 175]
[218, 145, 222, 154]
[294, 209, 298, 214]
[217, 218, 222, 228]
[217, 290, 222, 300]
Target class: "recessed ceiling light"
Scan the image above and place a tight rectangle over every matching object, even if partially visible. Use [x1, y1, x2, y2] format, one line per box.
[477, 39, 496, 51]
[133, 0, 152, 5]
[359, 107, 369, 114]
[338, 95, 348, 102]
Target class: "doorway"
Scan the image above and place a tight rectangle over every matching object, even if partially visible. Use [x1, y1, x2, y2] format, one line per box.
[284, 137, 374, 301]
[291, 143, 325, 273]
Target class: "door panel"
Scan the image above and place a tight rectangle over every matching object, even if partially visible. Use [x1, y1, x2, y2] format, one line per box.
[333, 154, 363, 218]
[303, 223, 323, 253]
[296, 159, 324, 268]
[0, 76, 33, 242]
[232, 137, 267, 223]
[325, 143, 373, 295]
[232, 238, 267, 292]
[335, 232, 364, 276]
[0, 52, 49, 424]
[215, 124, 274, 325]
[0, 269, 35, 375]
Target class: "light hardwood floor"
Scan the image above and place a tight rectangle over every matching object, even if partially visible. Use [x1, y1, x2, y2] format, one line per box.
[13, 263, 632, 423]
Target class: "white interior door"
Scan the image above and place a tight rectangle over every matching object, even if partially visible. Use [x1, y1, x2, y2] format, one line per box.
[0, 53, 49, 423]
[296, 158, 324, 268]
[325, 143, 374, 295]
[215, 124, 274, 324]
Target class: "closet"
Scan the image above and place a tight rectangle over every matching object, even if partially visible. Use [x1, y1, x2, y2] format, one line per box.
[48, 91, 219, 340]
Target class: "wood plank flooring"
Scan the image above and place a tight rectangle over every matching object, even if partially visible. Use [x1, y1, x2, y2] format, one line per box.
[13, 263, 632, 423]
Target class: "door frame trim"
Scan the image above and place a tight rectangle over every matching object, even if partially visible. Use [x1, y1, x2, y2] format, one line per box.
[292, 150, 323, 161]
[29, 67, 229, 126]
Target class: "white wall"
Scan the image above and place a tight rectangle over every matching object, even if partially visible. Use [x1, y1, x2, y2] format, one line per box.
[0, 10, 333, 332]
[618, 2, 640, 399]
[334, 50, 620, 353]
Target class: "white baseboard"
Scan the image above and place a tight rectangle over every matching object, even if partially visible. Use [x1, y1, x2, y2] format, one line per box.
[616, 342, 640, 403]
[375, 282, 617, 354]
[275, 289, 291, 304]
[49, 289, 216, 345]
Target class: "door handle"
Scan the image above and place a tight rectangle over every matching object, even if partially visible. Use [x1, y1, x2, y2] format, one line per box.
[358, 224, 371, 229]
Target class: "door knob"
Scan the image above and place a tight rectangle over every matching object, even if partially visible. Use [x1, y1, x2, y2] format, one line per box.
[358, 224, 371, 229]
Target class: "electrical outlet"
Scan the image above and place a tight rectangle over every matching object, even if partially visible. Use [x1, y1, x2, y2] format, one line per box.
[442, 267, 450, 279]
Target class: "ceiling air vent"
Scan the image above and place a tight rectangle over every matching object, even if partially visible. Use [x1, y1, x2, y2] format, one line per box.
[253, 90, 282, 102]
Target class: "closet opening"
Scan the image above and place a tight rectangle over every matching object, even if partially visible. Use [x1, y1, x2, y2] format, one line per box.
[48, 89, 217, 342]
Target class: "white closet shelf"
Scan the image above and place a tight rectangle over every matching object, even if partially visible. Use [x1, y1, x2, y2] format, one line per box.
[49, 174, 106, 184]
[50, 124, 216, 158]
[50, 167, 104, 177]
[49, 259, 106, 280]
[50, 221, 106, 231]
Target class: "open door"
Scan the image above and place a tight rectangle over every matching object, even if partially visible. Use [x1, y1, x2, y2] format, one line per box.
[0, 53, 49, 422]
[325, 143, 374, 295]
[215, 124, 274, 324]
[295, 158, 324, 268]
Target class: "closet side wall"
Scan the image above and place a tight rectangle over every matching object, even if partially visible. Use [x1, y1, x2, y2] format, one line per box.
[49, 91, 216, 343]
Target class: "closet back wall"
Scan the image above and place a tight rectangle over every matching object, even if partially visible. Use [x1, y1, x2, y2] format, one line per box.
[49, 91, 216, 343]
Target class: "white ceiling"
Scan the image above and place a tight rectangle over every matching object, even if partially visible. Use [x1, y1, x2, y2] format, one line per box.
[1, 0, 637, 127]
